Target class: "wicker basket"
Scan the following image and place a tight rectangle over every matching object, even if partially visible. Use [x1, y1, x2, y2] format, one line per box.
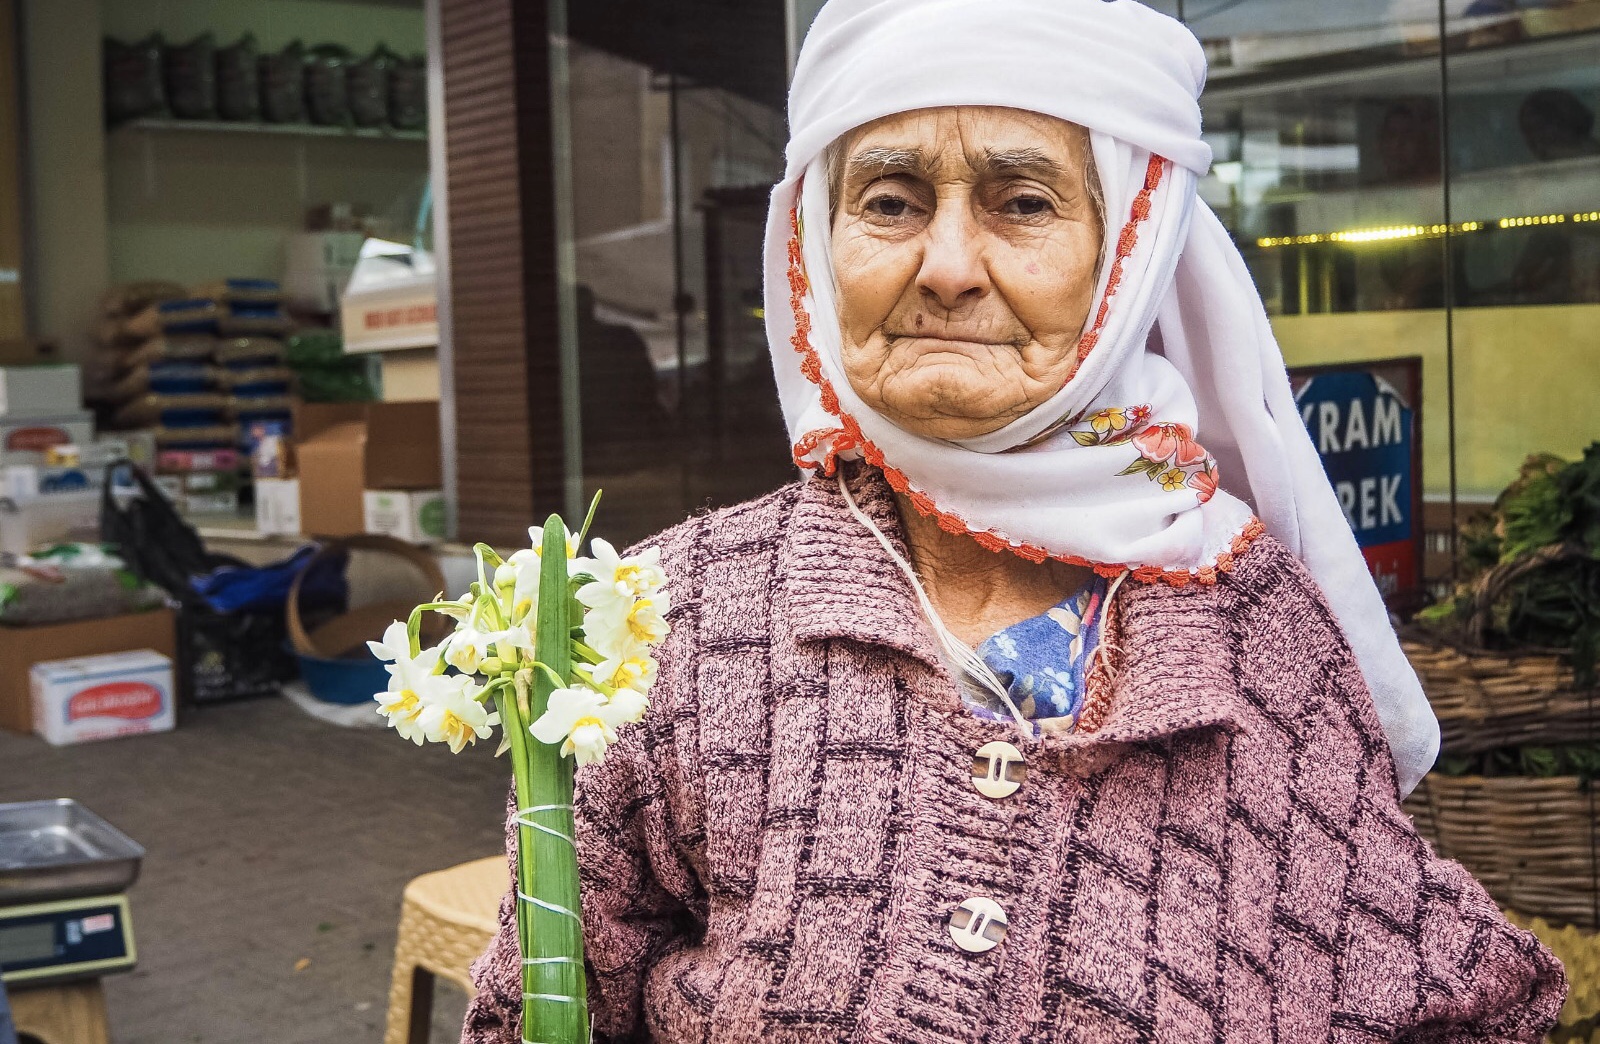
[1407, 773, 1600, 929]
[1403, 542, 1595, 754]
[1403, 638, 1595, 754]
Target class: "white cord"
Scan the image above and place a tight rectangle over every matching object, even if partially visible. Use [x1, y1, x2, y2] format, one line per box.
[514, 804, 577, 849]
[837, 472, 1034, 734]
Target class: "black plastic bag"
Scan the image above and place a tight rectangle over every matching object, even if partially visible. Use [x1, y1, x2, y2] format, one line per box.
[104, 34, 167, 124]
[100, 463, 301, 704]
[216, 33, 260, 121]
[165, 32, 217, 120]
[259, 41, 306, 124]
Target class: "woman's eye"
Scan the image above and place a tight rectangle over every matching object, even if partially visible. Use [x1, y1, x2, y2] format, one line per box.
[866, 195, 913, 219]
[1006, 195, 1052, 217]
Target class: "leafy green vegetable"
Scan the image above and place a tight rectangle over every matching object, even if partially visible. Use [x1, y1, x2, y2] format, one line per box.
[1419, 443, 1600, 688]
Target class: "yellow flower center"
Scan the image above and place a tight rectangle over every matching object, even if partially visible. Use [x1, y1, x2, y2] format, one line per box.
[607, 660, 644, 688]
[383, 689, 421, 719]
[626, 602, 660, 642]
[440, 711, 474, 750]
[573, 716, 606, 733]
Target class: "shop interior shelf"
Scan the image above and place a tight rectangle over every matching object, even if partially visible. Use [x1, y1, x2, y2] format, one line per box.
[111, 118, 427, 143]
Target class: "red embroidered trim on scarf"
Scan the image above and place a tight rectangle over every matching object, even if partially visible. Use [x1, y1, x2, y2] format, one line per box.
[786, 155, 1265, 587]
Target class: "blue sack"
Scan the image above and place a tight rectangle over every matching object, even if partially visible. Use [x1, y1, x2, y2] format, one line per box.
[193, 544, 346, 615]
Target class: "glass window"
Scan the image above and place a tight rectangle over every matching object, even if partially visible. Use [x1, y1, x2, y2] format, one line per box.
[1443, 0, 1600, 498]
[1194, 0, 1600, 594]
[1194, 0, 1453, 513]
[555, 5, 792, 546]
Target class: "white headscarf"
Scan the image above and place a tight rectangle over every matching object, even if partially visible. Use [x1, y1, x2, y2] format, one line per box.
[764, 0, 1439, 796]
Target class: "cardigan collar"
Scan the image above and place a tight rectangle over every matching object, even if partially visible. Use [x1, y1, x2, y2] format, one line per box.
[780, 463, 1254, 751]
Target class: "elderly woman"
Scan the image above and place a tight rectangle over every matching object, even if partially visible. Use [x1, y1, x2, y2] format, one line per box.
[465, 1, 1565, 1041]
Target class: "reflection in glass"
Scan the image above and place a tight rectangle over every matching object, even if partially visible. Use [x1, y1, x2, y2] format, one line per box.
[559, 22, 791, 546]
[1443, 1, 1600, 497]
[1193, 0, 1456, 526]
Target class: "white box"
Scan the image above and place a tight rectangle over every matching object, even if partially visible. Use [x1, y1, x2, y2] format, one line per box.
[3, 464, 101, 500]
[256, 477, 302, 537]
[0, 490, 100, 555]
[0, 365, 82, 420]
[363, 489, 446, 544]
[284, 232, 366, 313]
[30, 650, 175, 746]
[0, 412, 96, 466]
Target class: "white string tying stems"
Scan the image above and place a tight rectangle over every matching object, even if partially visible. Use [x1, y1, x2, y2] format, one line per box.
[518, 892, 581, 921]
[513, 804, 577, 848]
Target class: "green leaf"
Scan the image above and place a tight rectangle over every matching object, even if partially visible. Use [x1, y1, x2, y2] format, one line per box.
[577, 490, 603, 550]
[1070, 430, 1100, 447]
[509, 514, 588, 1042]
[406, 606, 424, 659]
[1117, 457, 1159, 478]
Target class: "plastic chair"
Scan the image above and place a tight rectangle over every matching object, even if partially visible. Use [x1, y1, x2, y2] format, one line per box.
[8, 982, 110, 1044]
[384, 856, 506, 1044]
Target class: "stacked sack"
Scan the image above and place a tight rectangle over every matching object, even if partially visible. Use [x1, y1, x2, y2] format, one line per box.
[105, 31, 427, 132]
[93, 279, 300, 515]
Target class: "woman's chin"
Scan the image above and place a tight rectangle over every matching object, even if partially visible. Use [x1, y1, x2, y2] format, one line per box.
[879, 389, 1021, 441]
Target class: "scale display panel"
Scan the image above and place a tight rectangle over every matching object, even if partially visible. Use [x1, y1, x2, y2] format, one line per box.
[0, 894, 135, 986]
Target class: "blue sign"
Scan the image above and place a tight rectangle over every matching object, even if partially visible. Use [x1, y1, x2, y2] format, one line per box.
[1292, 360, 1423, 602]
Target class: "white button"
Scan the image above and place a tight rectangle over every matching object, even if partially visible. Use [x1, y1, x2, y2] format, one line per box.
[971, 741, 1026, 800]
[948, 896, 1009, 954]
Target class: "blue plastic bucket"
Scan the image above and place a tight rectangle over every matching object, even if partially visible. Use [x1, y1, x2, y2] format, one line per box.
[295, 651, 390, 706]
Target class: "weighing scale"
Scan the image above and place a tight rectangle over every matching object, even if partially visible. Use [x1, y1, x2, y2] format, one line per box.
[0, 800, 143, 988]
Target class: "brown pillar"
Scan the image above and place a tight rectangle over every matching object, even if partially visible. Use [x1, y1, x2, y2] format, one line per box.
[438, 0, 565, 548]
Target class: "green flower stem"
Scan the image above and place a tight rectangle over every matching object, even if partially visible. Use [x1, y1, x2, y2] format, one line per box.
[502, 516, 588, 1044]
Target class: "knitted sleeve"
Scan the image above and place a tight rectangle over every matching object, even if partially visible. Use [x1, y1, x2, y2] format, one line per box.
[1227, 547, 1567, 1042]
[1395, 857, 1568, 1044]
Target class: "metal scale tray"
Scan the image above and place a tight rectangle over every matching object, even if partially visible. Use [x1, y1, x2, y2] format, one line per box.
[0, 799, 145, 905]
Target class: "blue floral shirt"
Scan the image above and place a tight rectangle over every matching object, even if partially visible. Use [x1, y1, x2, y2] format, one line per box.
[960, 574, 1110, 732]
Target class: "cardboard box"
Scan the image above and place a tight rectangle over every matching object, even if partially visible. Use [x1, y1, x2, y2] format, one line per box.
[0, 413, 95, 466]
[0, 608, 177, 734]
[295, 401, 440, 537]
[31, 650, 175, 746]
[363, 489, 446, 544]
[256, 477, 302, 536]
[0, 365, 82, 420]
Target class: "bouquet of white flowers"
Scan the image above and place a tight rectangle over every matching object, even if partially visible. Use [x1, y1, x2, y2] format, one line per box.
[371, 503, 669, 1043]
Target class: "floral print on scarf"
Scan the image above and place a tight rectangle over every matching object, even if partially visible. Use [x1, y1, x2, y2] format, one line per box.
[1068, 406, 1222, 504]
[962, 573, 1110, 731]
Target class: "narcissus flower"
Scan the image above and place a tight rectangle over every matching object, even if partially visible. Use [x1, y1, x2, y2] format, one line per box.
[593, 652, 659, 694]
[529, 687, 634, 766]
[579, 540, 667, 604]
[413, 675, 499, 753]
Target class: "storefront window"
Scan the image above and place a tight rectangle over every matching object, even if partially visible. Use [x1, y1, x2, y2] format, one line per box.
[550, 0, 1595, 557]
[1195, 0, 1600, 536]
[553, 5, 791, 545]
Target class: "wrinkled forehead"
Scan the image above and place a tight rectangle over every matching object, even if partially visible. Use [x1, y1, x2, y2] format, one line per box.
[834, 107, 1091, 181]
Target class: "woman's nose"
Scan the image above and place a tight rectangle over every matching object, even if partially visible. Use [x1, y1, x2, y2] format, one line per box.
[916, 205, 989, 312]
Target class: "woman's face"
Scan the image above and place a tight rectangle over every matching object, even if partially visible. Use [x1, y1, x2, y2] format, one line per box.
[831, 107, 1103, 442]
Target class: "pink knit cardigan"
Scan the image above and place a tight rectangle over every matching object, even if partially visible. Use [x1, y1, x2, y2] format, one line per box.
[464, 465, 1565, 1044]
